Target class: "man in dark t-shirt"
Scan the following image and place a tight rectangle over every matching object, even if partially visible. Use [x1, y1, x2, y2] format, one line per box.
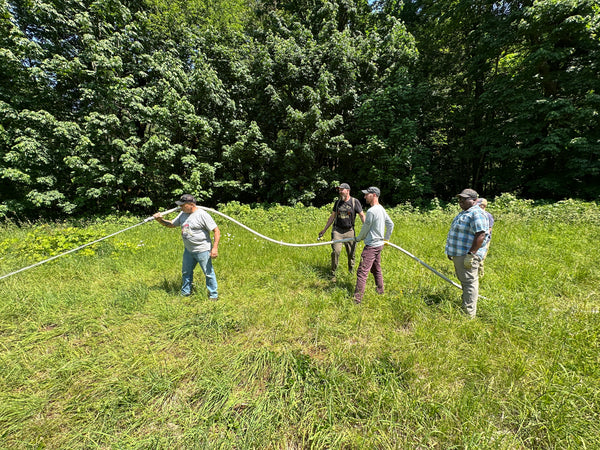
[319, 183, 366, 280]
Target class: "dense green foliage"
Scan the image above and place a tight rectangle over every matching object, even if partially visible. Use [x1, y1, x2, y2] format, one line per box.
[389, 0, 600, 198]
[1, 0, 599, 219]
[0, 200, 599, 446]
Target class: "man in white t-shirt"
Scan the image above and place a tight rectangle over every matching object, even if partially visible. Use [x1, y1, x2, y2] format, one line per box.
[353, 187, 394, 304]
[154, 194, 220, 299]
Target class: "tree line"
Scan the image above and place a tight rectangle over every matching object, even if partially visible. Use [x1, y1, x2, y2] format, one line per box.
[1, 0, 598, 219]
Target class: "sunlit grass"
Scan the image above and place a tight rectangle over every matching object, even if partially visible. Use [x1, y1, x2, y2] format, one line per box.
[0, 199, 599, 448]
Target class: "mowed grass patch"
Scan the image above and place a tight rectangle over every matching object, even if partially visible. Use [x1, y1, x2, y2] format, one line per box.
[0, 199, 599, 448]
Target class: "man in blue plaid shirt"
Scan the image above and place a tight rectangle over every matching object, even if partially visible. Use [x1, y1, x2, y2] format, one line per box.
[445, 188, 489, 317]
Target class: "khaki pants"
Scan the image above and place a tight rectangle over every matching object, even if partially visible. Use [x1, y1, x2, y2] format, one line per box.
[331, 228, 356, 275]
[452, 255, 480, 317]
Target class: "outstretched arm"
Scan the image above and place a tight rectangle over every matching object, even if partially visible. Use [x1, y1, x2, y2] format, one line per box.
[153, 212, 176, 228]
[319, 212, 336, 238]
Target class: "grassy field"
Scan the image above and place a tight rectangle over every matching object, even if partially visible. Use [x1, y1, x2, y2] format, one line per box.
[0, 196, 599, 448]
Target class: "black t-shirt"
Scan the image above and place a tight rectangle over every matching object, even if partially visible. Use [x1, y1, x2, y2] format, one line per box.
[333, 197, 363, 231]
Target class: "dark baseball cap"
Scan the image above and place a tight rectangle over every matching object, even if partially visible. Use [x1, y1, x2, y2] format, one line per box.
[457, 189, 478, 199]
[338, 183, 351, 190]
[361, 186, 380, 197]
[175, 194, 197, 205]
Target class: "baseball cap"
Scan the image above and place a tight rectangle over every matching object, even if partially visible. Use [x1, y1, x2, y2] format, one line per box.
[361, 186, 381, 197]
[338, 183, 351, 190]
[457, 189, 478, 199]
[175, 194, 197, 205]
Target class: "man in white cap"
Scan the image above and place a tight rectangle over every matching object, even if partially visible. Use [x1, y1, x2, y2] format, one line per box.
[353, 186, 394, 304]
[153, 194, 220, 299]
[319, 183, 365, 280]
[445, 188, 489, 317]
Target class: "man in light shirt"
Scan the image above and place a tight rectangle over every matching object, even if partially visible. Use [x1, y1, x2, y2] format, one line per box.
[353, 187, 394, 304]
[154, 194, 220, 299]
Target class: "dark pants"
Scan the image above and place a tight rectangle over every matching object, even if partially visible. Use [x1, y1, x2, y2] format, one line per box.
[353, 245, 384, 303]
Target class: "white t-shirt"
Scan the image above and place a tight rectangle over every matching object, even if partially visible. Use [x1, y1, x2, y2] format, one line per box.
[172, 209, 217, 253]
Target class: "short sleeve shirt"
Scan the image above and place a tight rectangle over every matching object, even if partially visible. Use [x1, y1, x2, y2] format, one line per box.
[172, 209, 217, 253]
[333, 197, 363, 231]
[445, 206, 489, 258]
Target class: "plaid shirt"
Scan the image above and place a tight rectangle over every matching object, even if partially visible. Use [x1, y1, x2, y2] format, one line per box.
[445, 206, 489, 258]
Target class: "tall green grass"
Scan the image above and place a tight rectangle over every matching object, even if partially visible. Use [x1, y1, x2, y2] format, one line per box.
[0, 196, 598, 448]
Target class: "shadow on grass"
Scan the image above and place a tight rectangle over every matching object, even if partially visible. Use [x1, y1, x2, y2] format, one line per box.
[414, 286, 461, 310]
[423, 291, 445, 306]
[312, 263, 333, 280]
[333, 278, 355, 295]
[307, 263, 358, 294]
[151, 277, 181, 295]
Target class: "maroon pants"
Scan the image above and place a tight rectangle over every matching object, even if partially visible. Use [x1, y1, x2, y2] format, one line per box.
[354, 245, 384, 303]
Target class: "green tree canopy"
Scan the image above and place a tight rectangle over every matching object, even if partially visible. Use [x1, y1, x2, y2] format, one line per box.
[1, 0, 598, 220]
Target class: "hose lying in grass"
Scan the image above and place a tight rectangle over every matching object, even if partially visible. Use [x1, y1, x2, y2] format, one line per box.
[1, 205, 463, 295]
[0, 207, 181, 281]
[198, 206, 463, 291]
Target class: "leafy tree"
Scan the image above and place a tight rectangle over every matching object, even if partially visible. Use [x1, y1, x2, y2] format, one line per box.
[3, 0, 419, 216]
[144, 0, 253, 36]
[218, 0, 420, 205]
[4, 0, 596, 220]
[482, 0, 600, 199]
[349, 15, 425, 203]
[389, 0, 600, 200]
[1, 0, 215, 216]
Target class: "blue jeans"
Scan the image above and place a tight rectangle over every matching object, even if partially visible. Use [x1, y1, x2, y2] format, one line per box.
[181, 249, 218, 298]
